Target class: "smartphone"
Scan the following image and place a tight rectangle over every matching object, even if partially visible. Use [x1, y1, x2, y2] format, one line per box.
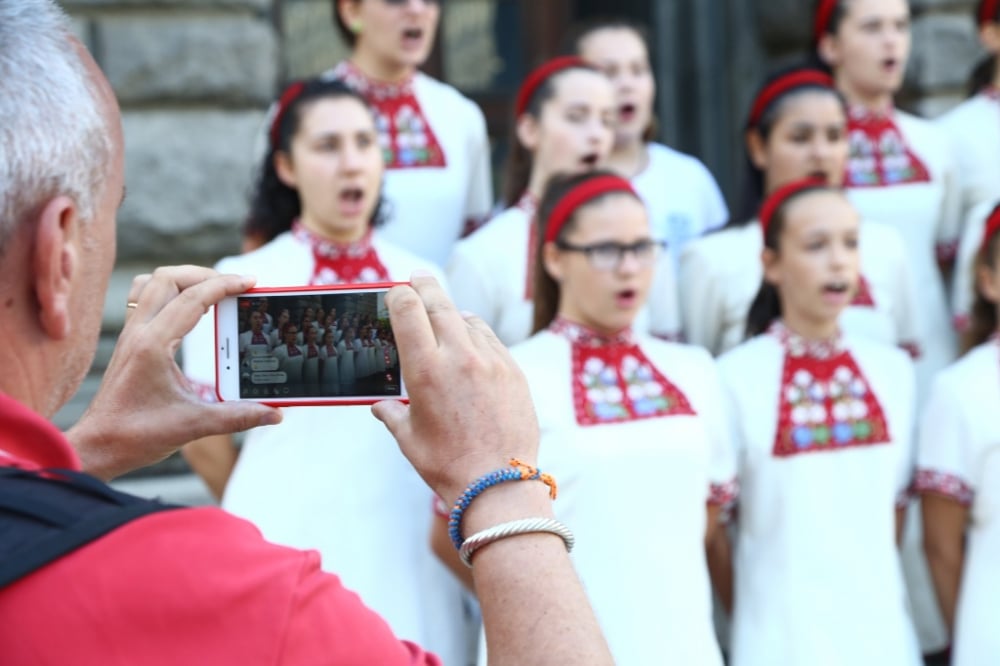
[215, 283, 406, 406]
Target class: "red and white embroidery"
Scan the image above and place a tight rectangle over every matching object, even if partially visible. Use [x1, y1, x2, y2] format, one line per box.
[770, 322, 891, 457]
[914, 468, 974, 506]
[292, 221, 391, 285]
[708, 478, 739, 509]
[550, 317, 695, 427]
[329, 61, 446, 170]
[845, 106, 932, 187]
[851, 275, 876, 307]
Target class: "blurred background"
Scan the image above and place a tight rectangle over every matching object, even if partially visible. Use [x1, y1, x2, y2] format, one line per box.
[56, 0, 982, 499]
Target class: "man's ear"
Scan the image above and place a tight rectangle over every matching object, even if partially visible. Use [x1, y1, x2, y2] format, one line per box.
[32, 196, 79, 340]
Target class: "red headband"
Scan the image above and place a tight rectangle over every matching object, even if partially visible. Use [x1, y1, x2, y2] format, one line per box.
[981, 0, 999, 26]
[759, 177, 829, 237]
[747, 69, 835, 128]
[515, 56, 591, 118]
[982, 204, 1000, 255]
[544, 175, 637, 244]
[814, 0, 840, 44]
[269, 81, 307, 147]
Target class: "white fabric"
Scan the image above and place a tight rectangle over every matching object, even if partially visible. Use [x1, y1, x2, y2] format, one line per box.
[447, 205, 682, 348]
[918, 341, 1000, 666]
[953, 199, 1000, 325]
[845, 110, 961, 652]
[935, 92, 1000, 226]
[844, 110, 961, 406]
[632, 142, 729, 273]
[678, 220, 920, 356]
[325, 67, 494, 268]
[488, 331, 732, 665]
[717, 333, 920, 666]
[181, 232, 467, 666]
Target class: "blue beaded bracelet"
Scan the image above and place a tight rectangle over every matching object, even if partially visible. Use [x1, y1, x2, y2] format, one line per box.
[448, 459, 557, 551]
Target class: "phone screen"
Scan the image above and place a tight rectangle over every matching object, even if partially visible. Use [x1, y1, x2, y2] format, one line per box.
[223, 287, 401, 402]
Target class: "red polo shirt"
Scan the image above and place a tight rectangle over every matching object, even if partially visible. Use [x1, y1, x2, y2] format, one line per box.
[0, 393, 441, 665]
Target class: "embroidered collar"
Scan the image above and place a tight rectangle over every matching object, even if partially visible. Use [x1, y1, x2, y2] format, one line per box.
[769, 321, 844, 359]
[549, 317, 695, 426]
[549, 316, 635, 348]
[844, 104, 931, 187]
[330, 60, 415, 101]
[848, 102, 895, 122]
[292, 221, 375, 260]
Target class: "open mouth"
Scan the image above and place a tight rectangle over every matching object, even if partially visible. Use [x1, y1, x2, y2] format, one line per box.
[823, 281, 850, 295]
[402, 27, 424, 44]
[580, 152, 600, 168]
[881, 57, 898, 72]
[619, 103, 637, 122]
[340, 187, 363, 204]
[807, 170, 830, 183]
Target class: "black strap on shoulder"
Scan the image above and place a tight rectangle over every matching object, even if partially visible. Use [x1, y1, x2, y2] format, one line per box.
[0, 466, 184, 588]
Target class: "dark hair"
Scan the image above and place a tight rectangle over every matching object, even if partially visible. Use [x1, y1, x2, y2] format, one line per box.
[332, 0, 359, 48]
[963, 218, 1000, 353]
[968, 1, 1000, 95]
[530, 169, 642, 333]
[560, 16, 658, 143]
[728, 65, 846, 227]
[745, 182, 841, 338]
[502, 63, 599, 206]
[243, 78, 387, 246]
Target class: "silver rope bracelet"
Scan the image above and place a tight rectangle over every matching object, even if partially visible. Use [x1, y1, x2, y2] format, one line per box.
[458, 517, 575, 567]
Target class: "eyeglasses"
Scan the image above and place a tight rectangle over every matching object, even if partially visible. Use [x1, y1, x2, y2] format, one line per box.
[554, 239, 665, 271]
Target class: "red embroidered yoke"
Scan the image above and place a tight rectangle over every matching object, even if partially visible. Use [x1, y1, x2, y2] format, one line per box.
[516, 192, 540, 299]
[330, 61, 446, 170]
[845, 106, 931, 187]
[770, 322, 891, 456]
[549, 317, 695, 426]
[283, 343, 302, 358]
[292, 221, 391, 285]
[851, 275, 876, 307]
[250, 331, 268, 345]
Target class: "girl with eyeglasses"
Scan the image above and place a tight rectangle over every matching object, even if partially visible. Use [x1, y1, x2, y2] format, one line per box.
[917, 204, 1000, 666]
[715, 178, 921, 666]
[248, 0, 494, 267]
[440, 169, 734, 664]
[181, 77, 468, 665]
[679, 66, 919, 359]
[447, 56, 681, 348]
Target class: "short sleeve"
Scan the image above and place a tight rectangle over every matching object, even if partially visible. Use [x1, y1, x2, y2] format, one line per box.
[915, 372, 976, 506]
[698, 357, 739, 511]
[679, 242, 725, 355]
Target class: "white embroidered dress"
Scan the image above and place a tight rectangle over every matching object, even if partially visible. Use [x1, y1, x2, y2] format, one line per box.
[717, 324, 921, 666]
[915, 339, 1000, 666]
[181, 230, 468, 666]
[486, 319, 735, 665]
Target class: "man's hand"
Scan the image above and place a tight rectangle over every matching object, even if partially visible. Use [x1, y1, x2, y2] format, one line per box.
[372, 272, 539, 505]
[67, 266, 282, 480]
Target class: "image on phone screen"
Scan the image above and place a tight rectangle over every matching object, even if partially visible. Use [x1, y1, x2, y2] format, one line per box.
[221, 287, 401, 403]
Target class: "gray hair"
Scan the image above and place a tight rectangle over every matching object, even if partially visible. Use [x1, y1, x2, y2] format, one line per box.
[0, 0, 112, 252]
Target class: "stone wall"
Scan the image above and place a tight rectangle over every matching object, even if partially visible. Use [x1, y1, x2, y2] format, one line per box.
[55, 0, 278, 435]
